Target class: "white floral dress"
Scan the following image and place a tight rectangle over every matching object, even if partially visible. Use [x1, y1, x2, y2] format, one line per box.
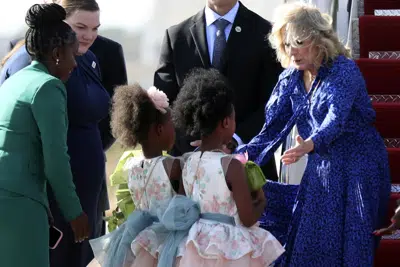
[126, 155, 177, 266]
[179, 151, 285, 267]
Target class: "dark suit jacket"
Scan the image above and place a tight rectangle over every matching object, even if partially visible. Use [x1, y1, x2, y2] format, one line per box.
[7, 35, 127, 151]
[89, 36, 128, 151]
[154, 2, 282, 180]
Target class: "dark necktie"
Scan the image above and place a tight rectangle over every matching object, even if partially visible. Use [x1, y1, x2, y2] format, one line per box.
[212, 18, 230, 71]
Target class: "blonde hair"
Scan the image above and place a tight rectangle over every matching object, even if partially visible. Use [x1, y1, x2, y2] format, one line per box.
[1, 40, 25, 67]
[268, 3, 351, 69]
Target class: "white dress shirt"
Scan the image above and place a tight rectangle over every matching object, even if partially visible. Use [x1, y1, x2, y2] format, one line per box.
[204, 1, 240, 63]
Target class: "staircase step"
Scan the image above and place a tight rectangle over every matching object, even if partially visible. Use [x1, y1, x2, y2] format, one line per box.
[357, 59, 400, 95]
[375, 10, 400, 16]
[375, 239, 400, 267]
[369, 51, 400, 59]
[389, 149, 400, 184]
[359, 16, 400, 58]
[373, 103, 400, 138]
[348, 3, 400, 266]
[364, 0, 400, 15]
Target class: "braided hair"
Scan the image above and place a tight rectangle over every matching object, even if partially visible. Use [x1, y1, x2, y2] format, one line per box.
[25, 3, 76, 61]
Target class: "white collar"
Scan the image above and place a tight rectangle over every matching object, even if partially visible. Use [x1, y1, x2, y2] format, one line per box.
[204, 1, 240, 26]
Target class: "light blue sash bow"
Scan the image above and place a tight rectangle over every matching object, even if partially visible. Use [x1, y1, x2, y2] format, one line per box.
[89, 210, 158, 267]
[90, 195, 235, 267]
[154, 195, 235, 267]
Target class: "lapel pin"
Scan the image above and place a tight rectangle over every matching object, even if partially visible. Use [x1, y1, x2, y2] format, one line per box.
[92, 61, 96, 69]
[235, 26, 241, 33]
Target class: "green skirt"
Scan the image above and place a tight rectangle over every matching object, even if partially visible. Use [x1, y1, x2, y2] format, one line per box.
[0, 188, 49, 267]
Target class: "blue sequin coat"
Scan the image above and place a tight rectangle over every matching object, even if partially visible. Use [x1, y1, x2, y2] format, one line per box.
[239, 56, 391, 266]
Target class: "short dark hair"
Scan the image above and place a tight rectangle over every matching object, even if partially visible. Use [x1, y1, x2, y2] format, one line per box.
[25, 3, 77, 61]
[111, 84, 170, 148]
[173, 68, 234, 137]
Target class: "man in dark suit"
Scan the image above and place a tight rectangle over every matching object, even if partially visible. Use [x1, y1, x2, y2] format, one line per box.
[154, 0, 282, 181]
[7, 35, 127, 235]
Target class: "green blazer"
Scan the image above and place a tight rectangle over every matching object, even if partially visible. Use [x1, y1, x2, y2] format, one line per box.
[0, 61, 82, 221]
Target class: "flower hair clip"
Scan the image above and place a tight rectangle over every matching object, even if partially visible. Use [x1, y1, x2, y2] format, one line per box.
[147, 86, 169, 114]
[234, 151, 249, 164]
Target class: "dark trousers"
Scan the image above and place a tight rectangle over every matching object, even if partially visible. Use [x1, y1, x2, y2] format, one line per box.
[48, 191, 97, 267]
[48, 175, 108, 267]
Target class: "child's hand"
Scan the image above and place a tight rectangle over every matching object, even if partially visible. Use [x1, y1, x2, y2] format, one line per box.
[373, 223, 399, 236]
[373, 210, 400, 236]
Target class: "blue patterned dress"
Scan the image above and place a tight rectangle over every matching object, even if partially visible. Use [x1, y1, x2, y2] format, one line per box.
[238, 55, 391, 266]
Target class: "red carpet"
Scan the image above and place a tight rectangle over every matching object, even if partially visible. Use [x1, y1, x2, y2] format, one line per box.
[356, 59, 400, 95]
[357, 2, 400, 266]
[373, 103, 400, 138]
[388, 148, 400, 184]
[375, 239, 400, 267]
[359, 16, 400, 58]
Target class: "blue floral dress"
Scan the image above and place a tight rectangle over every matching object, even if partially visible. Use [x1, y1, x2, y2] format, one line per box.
[238, 55, 391, 266]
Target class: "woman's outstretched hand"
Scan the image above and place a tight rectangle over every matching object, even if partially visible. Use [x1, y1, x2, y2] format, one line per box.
[281, 135, 314, 165]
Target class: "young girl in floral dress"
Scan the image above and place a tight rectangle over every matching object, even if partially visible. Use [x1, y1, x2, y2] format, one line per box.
[89, 84, 183, 267]
[172, 68, 285, 266]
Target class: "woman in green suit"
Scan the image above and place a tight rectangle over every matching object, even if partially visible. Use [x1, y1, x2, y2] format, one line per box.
[0, 4, 90, 267]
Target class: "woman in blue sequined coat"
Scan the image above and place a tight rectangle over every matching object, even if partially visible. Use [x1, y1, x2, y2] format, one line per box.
[237, 3, 391, 266]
